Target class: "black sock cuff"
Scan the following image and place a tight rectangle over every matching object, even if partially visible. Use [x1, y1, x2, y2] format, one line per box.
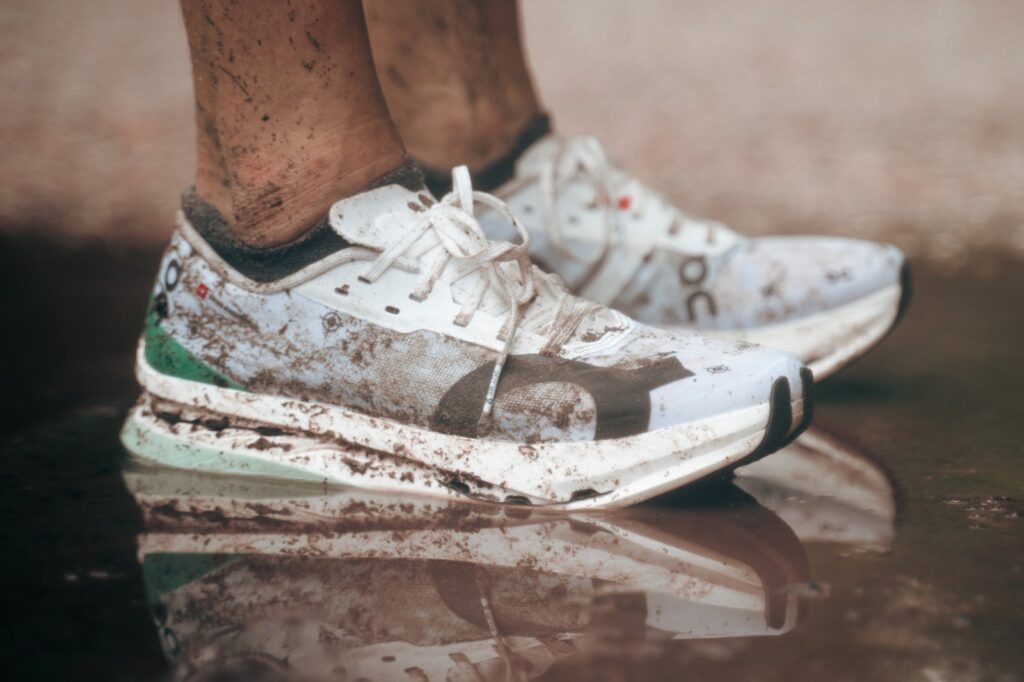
[366, 161, 427, 193]
[420, 112, 553, 196]
[180, 162, 426, 284]
[181, 188, 348, 284]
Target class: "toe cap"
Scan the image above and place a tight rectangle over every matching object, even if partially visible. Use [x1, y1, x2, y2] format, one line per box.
[648, 333, 809, 430]
[712, 236, 905, 328]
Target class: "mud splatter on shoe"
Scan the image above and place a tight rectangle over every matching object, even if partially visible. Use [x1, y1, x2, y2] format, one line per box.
[478, 133, 910, 379]
[124, 166, 810, 509]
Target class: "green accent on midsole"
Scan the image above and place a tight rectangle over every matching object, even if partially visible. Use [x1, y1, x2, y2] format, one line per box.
[120, 411, 327, 483]
[143, 298, 245, 390]
[143, 553, 240, 602]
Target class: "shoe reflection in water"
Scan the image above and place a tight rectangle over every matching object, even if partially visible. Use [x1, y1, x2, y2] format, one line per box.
[736, 429, 897, 551]
[123, 428, 895, 681]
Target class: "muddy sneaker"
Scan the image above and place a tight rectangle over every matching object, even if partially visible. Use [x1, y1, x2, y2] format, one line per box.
[475, 129, 911, 379]
[125, 165, 810, 509]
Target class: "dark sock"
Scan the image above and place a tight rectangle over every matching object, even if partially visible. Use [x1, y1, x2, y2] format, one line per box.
[182, 163, 426, 284]
[419, 112, 553, 197]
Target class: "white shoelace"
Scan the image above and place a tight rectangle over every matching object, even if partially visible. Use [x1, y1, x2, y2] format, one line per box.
[538, 135, 624, 272]
[536, 136, 729, 292]
[359, 166, 596, 427]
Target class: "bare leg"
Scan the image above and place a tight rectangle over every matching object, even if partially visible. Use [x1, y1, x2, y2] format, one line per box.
[181, 0, 406, 247]
[364, 0, 543, 178]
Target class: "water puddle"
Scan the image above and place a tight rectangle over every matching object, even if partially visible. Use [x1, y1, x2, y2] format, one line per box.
[122, 428, 896, 681]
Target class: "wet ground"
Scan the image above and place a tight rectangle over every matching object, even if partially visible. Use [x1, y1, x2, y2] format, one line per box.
[1, 235, 1022, 681]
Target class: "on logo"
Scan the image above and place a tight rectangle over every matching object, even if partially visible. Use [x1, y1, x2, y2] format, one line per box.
[678, 255, 718, 322]
[164, 259, 181, 291]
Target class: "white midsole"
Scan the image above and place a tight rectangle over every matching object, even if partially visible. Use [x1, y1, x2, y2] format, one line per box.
[134, 342, 803, 509]
[701, 284, 901, 379]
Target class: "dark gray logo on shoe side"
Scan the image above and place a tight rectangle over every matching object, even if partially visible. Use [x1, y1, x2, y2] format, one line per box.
[679, 255, 718, 322]
[432, 355, 693, 440]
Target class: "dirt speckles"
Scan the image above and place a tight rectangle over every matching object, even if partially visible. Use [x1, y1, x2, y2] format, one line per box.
[943, 495, 1021, 527]
[247, 437, 291, 452]
[827, 267, 853, 283]
[580, 324, 629, 343]
[518, 444, 538, 462]
[215, 65, 252, 100]
[384, 65, 409, 91]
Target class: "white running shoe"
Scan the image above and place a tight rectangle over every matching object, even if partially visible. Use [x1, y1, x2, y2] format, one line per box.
[477, 132, 911, 379]
[125, 166, 810, 509]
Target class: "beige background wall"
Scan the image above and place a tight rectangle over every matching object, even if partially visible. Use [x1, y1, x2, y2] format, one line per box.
[2, 0, 1022, 263]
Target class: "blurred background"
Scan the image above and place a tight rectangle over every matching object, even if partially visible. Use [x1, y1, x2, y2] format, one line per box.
[2, 0, 1022, 263]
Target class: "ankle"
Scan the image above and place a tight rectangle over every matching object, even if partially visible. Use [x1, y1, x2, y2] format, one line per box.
[229, 150, 406, 249]
[184, 163, 427, 283]
[405, 105, 543, 174]
[420, 112, 552, 195]
[195, 128, 407, 249]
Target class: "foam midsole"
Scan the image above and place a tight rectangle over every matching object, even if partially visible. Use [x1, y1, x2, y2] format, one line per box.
[134, 343, 804, 507]
[700, 284, 901, 378]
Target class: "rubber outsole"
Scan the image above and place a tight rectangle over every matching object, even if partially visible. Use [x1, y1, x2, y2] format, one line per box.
[896, 261, 913, 324]
[701, 369, 813, 483]
[740, 369, 813, 476]
[755, 377, 793, 461]
[780, 367, 815, 448]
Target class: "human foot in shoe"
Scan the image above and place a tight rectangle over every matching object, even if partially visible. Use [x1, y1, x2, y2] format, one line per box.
[126, 167, 811, 509]
[473, 124, 911, 380]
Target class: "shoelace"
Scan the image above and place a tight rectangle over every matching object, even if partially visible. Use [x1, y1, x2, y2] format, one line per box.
[359, 166, 597, 427]
[538, 135, 624, 272]
[536, 136, 727, 291]
[473, 568, 522, 682]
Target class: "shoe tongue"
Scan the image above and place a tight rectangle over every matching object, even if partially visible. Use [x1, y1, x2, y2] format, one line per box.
[512, 133, 565, 179]
[513, 134, 744, 259]
[325, 176, 630, 345]
[328, 185, 437, 250]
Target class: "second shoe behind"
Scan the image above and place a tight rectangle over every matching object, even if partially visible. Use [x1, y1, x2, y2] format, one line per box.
[476, 128, 911, 379]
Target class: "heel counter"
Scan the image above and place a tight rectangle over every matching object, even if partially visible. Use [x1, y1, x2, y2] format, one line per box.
[141, 231, 244, 391]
